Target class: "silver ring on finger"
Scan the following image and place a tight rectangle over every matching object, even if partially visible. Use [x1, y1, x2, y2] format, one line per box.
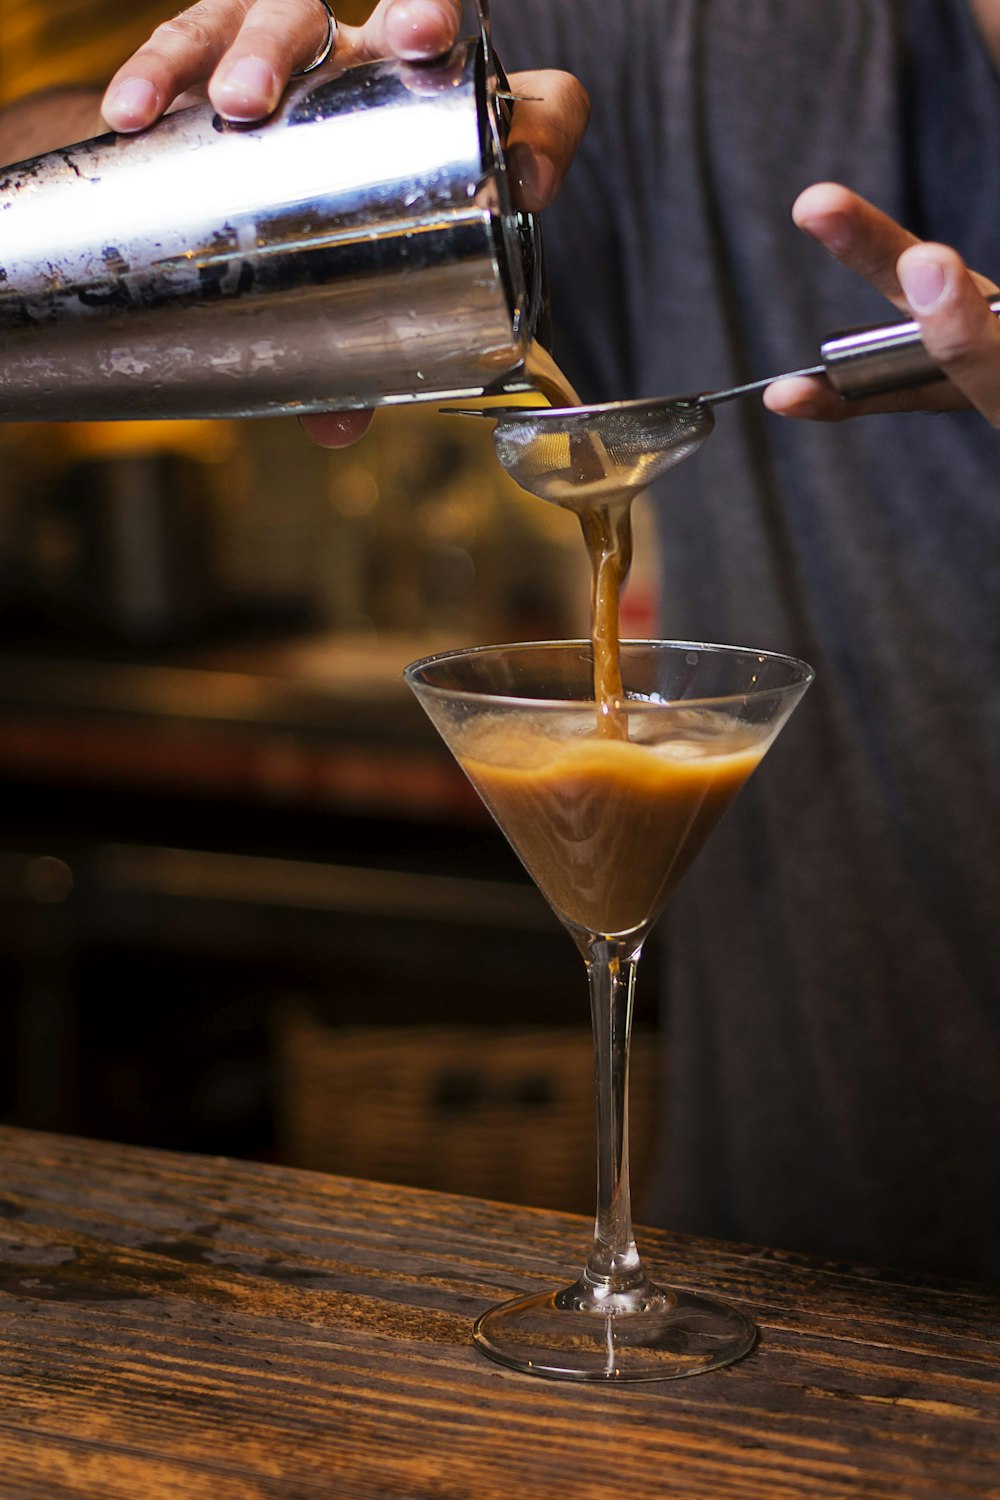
[291, 0, 337, 76]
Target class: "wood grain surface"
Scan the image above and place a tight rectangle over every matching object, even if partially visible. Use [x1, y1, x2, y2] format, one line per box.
[0, 1125, 997, 1499]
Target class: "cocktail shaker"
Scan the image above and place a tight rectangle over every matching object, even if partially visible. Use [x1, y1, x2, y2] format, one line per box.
[0, 24, 545, 422]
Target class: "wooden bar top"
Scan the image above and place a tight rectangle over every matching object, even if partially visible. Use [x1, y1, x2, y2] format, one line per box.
[0, 1125, 997, 1499]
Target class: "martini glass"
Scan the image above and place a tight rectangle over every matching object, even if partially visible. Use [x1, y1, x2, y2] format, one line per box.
[405, 639, 812, 1381]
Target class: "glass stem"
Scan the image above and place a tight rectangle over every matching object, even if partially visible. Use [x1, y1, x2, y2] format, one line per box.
[583, 938, 646, 1295]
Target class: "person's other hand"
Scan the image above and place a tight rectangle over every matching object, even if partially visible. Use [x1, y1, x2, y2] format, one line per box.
[764, 182, 1000, 430]
[102, 0, 587, 446]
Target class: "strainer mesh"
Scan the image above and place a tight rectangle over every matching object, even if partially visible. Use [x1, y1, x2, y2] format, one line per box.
[490, 400, 714, 507]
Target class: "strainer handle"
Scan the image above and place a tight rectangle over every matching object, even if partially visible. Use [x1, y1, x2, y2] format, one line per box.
[821, 296, 1000, 397]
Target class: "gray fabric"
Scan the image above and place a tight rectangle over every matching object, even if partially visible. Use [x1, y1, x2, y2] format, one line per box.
[495, 0, 1000, 1281]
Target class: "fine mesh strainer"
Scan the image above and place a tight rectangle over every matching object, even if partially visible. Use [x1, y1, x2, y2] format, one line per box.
[446, 380, 777, 509]
[481, 395, 717, 508]
[449, 296, 1000, 509]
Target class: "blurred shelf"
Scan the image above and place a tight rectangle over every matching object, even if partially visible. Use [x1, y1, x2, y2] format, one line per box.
[0, 632, 484, 822]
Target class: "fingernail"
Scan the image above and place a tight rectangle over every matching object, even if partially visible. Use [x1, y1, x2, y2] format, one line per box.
[509, 143, 558, 210]
[387, 1, 455, 54]
[104, 77, 158, 128]
[215, 57, 279, 118]
[898, 253, 948, 313]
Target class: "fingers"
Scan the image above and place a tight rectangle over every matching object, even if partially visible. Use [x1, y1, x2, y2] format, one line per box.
[102, 0, 328, 128]
[896, 244, 1000, 428]
[211, 0, 335, 120]
[764, 374, 855, 422]
[100, 0, 586, 216]
[103, 0, 250, 130]
[770, 182, 1000, 426]
[343, 0, 463, 64]
[791, 182, 921, 315]
[505, 69, 590, 212]
[299, 410, 374, 447]
[763, 371, 968, 422]
[102, 0, 464, 132]
[792, 180, 998, 307]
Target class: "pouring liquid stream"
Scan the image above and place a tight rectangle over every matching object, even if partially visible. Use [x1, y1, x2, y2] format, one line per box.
[522, 344, 634, 738]
[449, 356, 782, 943]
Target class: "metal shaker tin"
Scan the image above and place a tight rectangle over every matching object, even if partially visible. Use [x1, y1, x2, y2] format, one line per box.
[0, 35, 546, 422]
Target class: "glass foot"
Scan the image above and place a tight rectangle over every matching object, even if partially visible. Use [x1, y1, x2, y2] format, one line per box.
[473, 1278, 756, 1382]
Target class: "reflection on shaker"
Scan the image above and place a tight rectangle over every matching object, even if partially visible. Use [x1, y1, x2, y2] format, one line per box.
[0, 36, 547, 424]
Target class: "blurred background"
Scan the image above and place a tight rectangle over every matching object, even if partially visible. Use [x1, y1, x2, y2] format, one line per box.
[0, 0, 664, 1214]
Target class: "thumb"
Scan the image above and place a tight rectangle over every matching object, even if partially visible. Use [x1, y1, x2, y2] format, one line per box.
[341, 0, 464, 64]
[896, 245, 1000, 429]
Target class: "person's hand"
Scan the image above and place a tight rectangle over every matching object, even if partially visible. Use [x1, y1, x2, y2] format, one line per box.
[100, 0, 586, 215]
[764, 182, 1000, 430]
[103, 0, 462, 129]
[101, 0, 587, 446]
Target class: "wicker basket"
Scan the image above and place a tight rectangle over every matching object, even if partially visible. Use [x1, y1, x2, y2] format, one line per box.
[277, 1007, 664, 1215]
